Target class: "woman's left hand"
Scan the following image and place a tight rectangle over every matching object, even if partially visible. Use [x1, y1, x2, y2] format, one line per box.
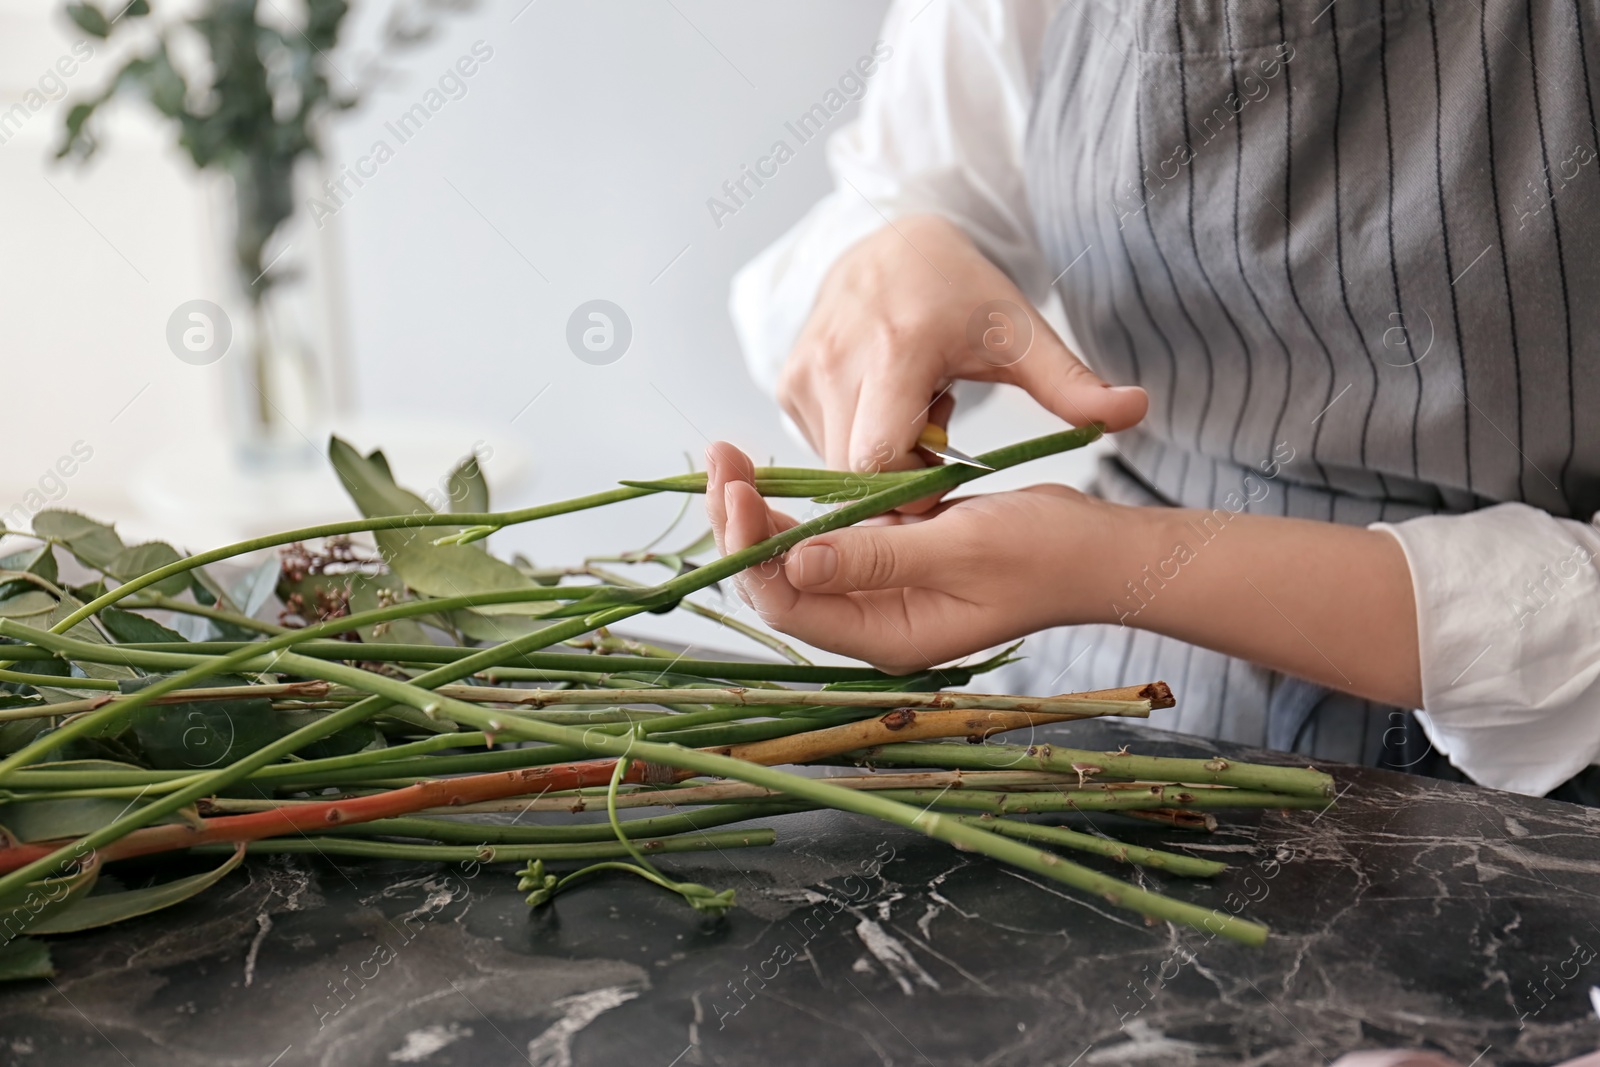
[705, 440, 1422, 708]
[704, 441, 1123, 675]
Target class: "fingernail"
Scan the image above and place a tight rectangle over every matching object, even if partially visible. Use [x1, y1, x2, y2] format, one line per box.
[705, 449, 721, 480]
[790, 544, 838, 587]
[1103, 384, 1142, 395]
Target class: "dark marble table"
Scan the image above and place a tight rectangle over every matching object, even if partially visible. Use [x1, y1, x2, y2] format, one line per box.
[4, 719, 1599, 1067]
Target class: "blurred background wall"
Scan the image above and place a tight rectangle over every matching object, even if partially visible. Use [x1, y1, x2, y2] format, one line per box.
[0, 0, 1101, 655]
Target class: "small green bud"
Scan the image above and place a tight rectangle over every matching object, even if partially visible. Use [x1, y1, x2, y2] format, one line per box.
[516, 859, 559, 906]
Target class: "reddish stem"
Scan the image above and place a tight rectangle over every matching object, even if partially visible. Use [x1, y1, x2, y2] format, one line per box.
[0, 757, 662, 875]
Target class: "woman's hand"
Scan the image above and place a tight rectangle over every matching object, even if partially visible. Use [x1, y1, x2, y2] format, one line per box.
[704, 441, 1126, 675]
[779, 213, 1148, 477]
[704, 439, 1421, 707]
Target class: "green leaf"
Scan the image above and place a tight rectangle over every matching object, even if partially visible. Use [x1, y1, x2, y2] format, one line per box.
[346, 575, 430, 646]
[108, 542, 189, 597]
[120, 675, 283, 771]
[389, 545, 537, 605]
[328, 437, 535, 603]
[0, 545, 59, 598]
[188, 569, 256, 640]
[366, 448, 396, 484]
[448, 609, 544, 643]
[277, 712, 381, 760]
[99, 606, 186, 644]
[41, 596, 135, 681]
[30, 844, 245, 935]
[0, 796, 167, 842]
[0, 720, 48, 756]
[0, 939, 53, 982]
[65, 2, 110, 38]
[58, 101, 97, 160]
[32, 510, 125, 572]
[446, 454, 490, 515]
[229, 558, 280, 618]
[0, 852, 102, 946]
[141, 45, 187, 118]
[0, 591, 57, 618]
[124, 0, 150, 15]
[328, 437, 430, 520]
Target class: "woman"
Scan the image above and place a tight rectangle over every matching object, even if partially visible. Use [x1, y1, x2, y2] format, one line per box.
[711, 0, 1600, 803]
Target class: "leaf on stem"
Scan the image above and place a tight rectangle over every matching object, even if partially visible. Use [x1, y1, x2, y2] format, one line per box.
[29, 843, 246, 935]
[0, 938, 53, 982]
[228, 558, 281, 619]
[446, 454, 490, 516]
[0, 851, 102, 947]
[32, 511, 124, 573]
[0, 592, 57, 619]
[64, 3, 111, 38]
[99, 606, 187, 645]
[108, 542, 190, 598]
[328, 437, 535, 605]
[0, 545, 59, 599]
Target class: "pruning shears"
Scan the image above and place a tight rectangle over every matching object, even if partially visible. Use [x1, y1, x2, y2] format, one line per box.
[917, 424, 993, 470]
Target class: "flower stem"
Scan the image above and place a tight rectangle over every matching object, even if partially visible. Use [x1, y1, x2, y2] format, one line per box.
[872, 786, 1330, 814]
[852, 742, 1336, 798]
[949, 816, 1227, 878]
[0, 631, 1267, 944]
[190, 829, 776, 864]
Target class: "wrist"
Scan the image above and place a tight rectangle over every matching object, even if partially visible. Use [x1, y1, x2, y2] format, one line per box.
[1041, 495, 1169, 628]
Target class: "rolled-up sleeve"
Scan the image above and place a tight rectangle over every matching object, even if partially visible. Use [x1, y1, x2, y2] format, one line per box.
[1373, 503, 1600, 796]
[729, 0, 1063, 397]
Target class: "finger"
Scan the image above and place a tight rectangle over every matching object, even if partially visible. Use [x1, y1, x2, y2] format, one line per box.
[723, 480, 802, 617]
[704, 441, 755, 554]
[822, 391, 857, 473]
[1004, 324, 1148, 433]
[784, 521, 956, 595]
[900, 388, 957, 515]
[777, 371, 824, 459]
[847, 360, 946, 476]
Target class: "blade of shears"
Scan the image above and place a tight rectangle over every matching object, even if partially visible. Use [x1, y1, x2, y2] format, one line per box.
[916, 425, 994, 470]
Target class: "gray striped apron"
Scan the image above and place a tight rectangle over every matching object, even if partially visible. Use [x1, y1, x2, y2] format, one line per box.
[1005, 0, 1600, 794]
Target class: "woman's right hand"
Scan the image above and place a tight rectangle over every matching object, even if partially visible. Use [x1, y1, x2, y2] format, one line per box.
[777, 213, 1148, 477]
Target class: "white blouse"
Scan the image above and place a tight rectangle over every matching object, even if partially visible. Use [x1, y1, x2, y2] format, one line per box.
[728, 0, 1600, 797]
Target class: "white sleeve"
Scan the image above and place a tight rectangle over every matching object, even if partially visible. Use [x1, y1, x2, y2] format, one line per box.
[728, 0, 1065, 398]
[1372, 503, 1600, 796]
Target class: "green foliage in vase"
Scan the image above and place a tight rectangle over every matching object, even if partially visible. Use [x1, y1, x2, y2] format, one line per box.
[56, 0, 471, 300]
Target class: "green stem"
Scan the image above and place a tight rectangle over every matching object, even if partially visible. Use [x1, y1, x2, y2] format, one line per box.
[875, 787, 1330, 814]
[0, 668, 116, 691]
[584, 426, 1104, 616]
[854, 742, 1336, 798]
[0, 429, 1103, 772]
[121, 594, 292, 636]
[191, 829, 775, 863]
[17, 488, 660, 646]
[0, 630, 1266, 945]
[112, 641, 909, 684]
[584, 564, 811, 666]
[317, 803, 803, 845]
[0, 583, 649, 774]
[950, 816, 1226, 877]
[0, 428, 1263, 943]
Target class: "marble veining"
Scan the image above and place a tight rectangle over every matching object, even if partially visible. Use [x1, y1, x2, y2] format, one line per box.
[3, 721, 1598, 1067]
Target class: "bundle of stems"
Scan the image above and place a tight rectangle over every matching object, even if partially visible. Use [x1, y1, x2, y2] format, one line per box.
[0, 427, 1337, 981]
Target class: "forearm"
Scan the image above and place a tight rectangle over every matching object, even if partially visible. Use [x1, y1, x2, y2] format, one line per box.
[1088, 506, 1422, 709]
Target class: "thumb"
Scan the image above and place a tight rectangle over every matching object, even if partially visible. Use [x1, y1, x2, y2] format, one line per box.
[1005, 325, 1148, 433]
[785, 525, 939, 594]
